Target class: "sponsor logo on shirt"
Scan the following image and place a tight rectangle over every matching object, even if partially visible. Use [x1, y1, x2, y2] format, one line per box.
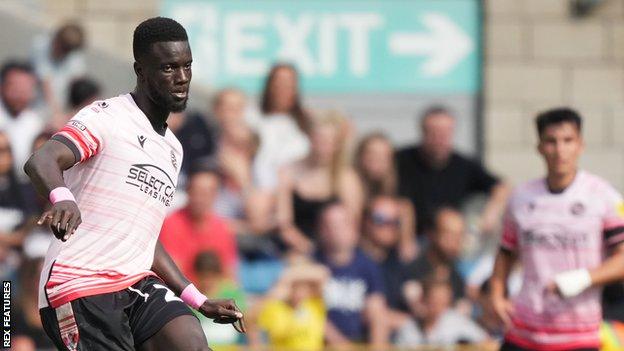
[125, 164, 176, 206]
[521, 225, 590, 249]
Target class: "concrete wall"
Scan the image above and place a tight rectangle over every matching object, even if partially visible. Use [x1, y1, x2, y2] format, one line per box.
[484, 0, 624, 190]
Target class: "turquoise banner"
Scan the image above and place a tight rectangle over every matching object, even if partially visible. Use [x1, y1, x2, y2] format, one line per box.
[162, 0, 481, 94]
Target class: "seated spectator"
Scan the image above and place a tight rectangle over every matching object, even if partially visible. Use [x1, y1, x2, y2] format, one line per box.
[315, 201, 388, 347]
[395, 105, 509, 234]
[277, 110, 363, 255]
[192, 251, 246, 347]
[0, 131, 39, 284]
[159, 165, 238, 283]
[13, 257, 55, 351]
[210, 89, 268, 235]
[361, 195, 411, 319]
[258, 258, 328, 350]
[0, 61, 43, 178]
[31, 22, 86, 115]
[48, 77, 100, 131]
[251, 63, 310, 192]
[355, 132, 417, 261]
[402, 208, 469, 317]
[396, 278, 487, 346]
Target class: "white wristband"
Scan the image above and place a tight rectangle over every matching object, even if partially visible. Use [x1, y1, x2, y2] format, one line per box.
[554, 269, 592, 298]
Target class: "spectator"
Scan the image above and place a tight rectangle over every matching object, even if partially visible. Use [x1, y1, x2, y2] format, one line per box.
[192, 251, 246, 347]
[31, 22, 86, 115]
[251, 63, 310, 191]
[402, 208, 469, 317]
[48, 77, 100, 131]
[315, 201, 388, 347]
[258, 259, 328, 350]
[159, 165, 238, 283]
[211, 89, 268, 235]
[396, 106, 509, 233]
[13, 257, 55, 351]
[0, 61, 43, 177]
[355, 132, 417, 261]
[0, 131, 39, 264]
[170, 107, 219, 181]
[277, 110, 363, 255]
[396, 278, 487, 346]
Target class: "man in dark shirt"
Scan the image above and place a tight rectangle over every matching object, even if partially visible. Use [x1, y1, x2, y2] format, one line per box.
[396, 106, 509, 233]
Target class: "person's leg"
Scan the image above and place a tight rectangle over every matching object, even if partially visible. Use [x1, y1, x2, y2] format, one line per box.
[137, 315, 210, 351]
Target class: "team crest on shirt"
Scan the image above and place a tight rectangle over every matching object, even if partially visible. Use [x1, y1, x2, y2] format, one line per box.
[170, 150, 177, 170]
[97, 101, 109, 109]
[570, 202, 585, 216]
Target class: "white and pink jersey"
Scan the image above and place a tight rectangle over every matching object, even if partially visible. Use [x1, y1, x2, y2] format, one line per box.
[38, 93, 183, 309]
[501, 171, 624, 350]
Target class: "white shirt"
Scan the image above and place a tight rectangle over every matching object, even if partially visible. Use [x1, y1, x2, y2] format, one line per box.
[0, 100, 44, 178]
[39, 94, 183, 308]
[251, 112, 309, 190]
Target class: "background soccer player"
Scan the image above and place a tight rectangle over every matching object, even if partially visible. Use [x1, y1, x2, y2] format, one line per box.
[490, 108, 624, 351]
[24, 17, 243, 351]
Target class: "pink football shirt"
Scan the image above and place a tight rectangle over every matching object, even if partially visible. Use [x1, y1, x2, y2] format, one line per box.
[38, 94, 183, 309]
[501, 171, 624, 350]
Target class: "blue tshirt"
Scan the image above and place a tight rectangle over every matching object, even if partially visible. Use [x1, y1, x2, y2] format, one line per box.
[316, 249, 385, 341]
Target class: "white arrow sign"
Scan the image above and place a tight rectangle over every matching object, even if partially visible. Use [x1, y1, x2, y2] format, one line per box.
[388, 12, 473, 77]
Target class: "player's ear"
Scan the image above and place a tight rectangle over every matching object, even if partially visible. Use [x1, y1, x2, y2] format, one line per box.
[133, 62, 145, 82]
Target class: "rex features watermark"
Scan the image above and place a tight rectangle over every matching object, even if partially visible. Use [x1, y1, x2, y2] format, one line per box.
[3, 281, 10, 348]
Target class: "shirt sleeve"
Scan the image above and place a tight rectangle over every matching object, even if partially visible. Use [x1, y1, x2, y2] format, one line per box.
[601, 184, 624, 248]
[500, 204, 519, 252]
[467, 157, 500, 193]
[52, 103, 109, 164]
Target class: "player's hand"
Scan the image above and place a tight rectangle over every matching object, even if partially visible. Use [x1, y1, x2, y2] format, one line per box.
[490, 294, 514, 329]
[199, 299, 246, 333]
[37, 201, 82, 242]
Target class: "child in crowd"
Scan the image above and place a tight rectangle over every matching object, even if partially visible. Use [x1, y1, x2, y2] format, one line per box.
[193, 251, 247, 348]
[258, 258, 329, 350]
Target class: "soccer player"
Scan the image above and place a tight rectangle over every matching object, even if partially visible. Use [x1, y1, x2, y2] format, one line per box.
[490, 108, 624, 351]
[24, 17, 244, 351]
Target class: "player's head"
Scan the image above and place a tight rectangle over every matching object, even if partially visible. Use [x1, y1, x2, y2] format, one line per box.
[535, 108, 584, 179]
[133, 17, 191, 113]
[0, 60, 37, 117]
[419, 105, 455, 166]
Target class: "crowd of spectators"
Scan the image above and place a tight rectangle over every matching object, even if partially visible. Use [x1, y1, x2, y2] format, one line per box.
[0, 22, 567, 351]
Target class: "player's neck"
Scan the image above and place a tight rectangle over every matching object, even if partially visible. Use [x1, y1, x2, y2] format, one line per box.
[546, 169, 578, 194]
[130, 91, 168, 136]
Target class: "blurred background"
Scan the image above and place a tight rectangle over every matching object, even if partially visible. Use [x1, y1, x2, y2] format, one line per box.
[1, 0, 624, 350]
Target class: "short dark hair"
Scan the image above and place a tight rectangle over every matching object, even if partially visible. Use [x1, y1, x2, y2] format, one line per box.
[535, 108, 582, 137]
[419, 105, 453, 130]
[68, 77, 100, 109]
[0, 60, 34, 83]
[133, 17, 188, 62]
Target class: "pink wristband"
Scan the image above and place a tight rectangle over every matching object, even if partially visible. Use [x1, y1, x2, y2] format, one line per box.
[49, 187, 76, 204]
[180, 283, 208, 310]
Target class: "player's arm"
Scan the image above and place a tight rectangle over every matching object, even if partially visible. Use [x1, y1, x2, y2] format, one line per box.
[551, 243, 624, 298]
[489, 248, 516, 327]
[23, 139, 81, 241]
[152, 242, 245, 332]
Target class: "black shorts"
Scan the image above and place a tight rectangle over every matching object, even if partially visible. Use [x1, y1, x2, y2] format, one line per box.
[500, 341, 598, 351]
[39, 276, 196, 350]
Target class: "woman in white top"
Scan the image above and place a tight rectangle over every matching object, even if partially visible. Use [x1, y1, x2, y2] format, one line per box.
[252, 63, 310, 191]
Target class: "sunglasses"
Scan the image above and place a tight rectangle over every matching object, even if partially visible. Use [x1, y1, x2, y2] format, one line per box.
[370, 212, 400, 227]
